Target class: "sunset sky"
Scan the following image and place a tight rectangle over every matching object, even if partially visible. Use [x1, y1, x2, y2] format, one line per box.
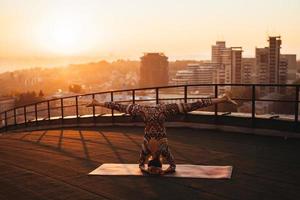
[0, 0, 299, 70]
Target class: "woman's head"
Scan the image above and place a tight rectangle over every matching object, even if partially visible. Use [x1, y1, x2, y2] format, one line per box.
[148, 157, 162, 168]
[148, 157, 162, 175]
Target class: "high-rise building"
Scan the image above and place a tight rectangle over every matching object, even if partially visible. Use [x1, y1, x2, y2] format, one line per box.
[211, 42, 243, 92]
[241, 58, 255, 84]
[268, 36, 281, 86]
[139, 53, 169, 87]
[171, 63, 215, 94]
[255, 47, 269, 83]
[255, 47, 269, 95]
[212, 41, 227, 86]
[278, 58, 288, 94]
[220, 47, 232, 84]
[212, 41, 226, 64]
[231, 47, 243, 84]
[280, 54, 297, 83]
[255, 36, 288, 94]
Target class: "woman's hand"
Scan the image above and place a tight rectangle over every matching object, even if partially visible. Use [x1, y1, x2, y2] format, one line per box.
[162, 166, 176, 174]
[222, 92, 238, 106]
[86, 99, 103, 107]
[139, 165, 148, 173]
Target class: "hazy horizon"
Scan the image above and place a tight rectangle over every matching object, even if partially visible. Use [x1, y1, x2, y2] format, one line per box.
[0, 0, 300, 71]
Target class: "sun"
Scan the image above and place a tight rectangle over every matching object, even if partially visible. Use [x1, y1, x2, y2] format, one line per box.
[36, 14, 91, 55]
[49, 20, 83, 54]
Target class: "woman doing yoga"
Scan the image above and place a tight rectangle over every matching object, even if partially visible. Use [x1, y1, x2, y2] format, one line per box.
[87, 93, 237, 175]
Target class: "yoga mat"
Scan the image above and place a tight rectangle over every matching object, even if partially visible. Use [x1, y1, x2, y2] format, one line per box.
[89, 164, 233, 179]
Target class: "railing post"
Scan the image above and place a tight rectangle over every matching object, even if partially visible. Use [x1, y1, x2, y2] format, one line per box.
[252, 85, 256, 127]
[24, 106, 27, 126]
[60, 98, 64, 121]
[35, 104, 38, 125]
[92, 94, 95, 118]
[14, 108, 17, 125]
[111, 92, 114, 122]
[184, 86, 187, 103]
[214, 85, 218, 117]
[295, 86, 299, 124]
[156, 88, 159, 104]
[132, 90, 135, 104]
[75, 96, 79, 119]
[4, 111, 7, 131]
[47, 100, 51, 121]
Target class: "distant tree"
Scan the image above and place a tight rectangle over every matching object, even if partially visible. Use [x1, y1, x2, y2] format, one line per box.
[31, 91, 37, 98]
[69, 84, 82, 93]
[15, 91, 42, 106]
[38, 90, 44, 98]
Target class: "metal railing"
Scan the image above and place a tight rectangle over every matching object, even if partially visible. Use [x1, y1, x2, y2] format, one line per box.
[0, 83, 299, 132]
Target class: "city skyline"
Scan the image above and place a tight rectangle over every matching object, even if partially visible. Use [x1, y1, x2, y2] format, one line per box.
[0, 35, 299, 72]
[0, 0, 300, 70]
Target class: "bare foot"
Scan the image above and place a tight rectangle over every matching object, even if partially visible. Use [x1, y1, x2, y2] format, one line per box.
[139, 165, 148, 173]
[162, 166, 176, 174]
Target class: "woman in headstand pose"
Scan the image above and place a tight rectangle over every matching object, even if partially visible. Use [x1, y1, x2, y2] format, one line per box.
[87, 93, 237, 175]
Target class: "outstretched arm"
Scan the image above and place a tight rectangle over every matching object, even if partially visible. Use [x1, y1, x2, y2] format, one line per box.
[87, 99, 142, 115]
[164, 99, 213, 116]
[164, 93, 237, 116]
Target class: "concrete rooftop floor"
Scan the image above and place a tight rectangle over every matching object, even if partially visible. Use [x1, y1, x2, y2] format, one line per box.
[0, 126, 299, 200]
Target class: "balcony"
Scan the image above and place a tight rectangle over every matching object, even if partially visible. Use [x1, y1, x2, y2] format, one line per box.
[0, 84, 299, 199]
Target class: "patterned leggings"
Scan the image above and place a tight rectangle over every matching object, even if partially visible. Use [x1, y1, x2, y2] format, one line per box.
[139, 139, 176, 170]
